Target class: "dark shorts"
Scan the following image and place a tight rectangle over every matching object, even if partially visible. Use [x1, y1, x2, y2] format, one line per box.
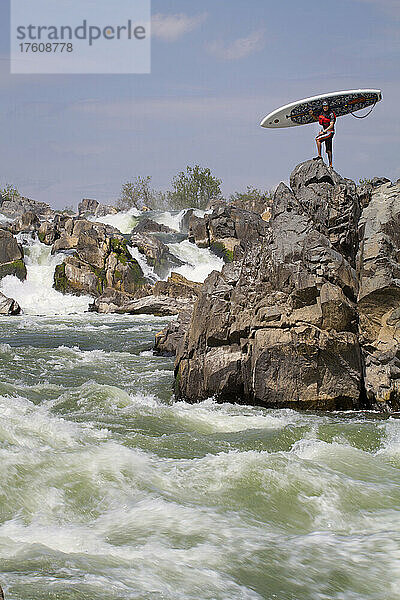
[318, 131, 334, 152]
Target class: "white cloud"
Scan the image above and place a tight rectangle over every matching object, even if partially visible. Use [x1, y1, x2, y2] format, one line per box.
[152, 13, 208, 42]
[207, 29, 266, 61]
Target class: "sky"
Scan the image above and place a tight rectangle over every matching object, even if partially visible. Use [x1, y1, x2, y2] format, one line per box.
[0, 0, 399, 209]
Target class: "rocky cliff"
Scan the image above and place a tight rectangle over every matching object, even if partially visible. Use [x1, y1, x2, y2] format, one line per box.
[173, 159, 400, 411]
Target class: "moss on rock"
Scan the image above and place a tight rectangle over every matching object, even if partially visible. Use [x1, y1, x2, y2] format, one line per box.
[210, 241, 234, 263]
[54, 263, 67, 293]
[0, 258, 27, 281]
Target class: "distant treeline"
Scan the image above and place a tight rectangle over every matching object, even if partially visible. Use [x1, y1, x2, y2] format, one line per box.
[117, 165, 273, 212]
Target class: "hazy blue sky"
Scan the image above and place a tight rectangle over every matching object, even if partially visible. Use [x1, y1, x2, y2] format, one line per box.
[0, 0, 399, 208]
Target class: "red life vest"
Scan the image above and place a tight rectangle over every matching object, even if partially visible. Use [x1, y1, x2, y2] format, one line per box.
[319, 111, 336, 130]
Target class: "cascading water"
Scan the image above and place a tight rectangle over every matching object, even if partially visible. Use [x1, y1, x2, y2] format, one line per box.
[0, 214, 399, 600]
[0, 236, 91, 315]
[167, 239, 224, 282]
[92, 207, 141, 234]
[128, 245, 160, 283]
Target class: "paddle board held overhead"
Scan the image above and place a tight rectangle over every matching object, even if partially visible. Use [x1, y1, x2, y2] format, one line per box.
[260, 89, 382, 128]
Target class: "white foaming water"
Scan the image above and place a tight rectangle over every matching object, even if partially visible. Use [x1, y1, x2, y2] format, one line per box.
[0, 212, 12, 225]
[168, 239, 224, 282]
[0, 237, 91, 315]
[127, 245, 159, 283]
[92, 207, 141, 234]
[153, 209, 187, 232]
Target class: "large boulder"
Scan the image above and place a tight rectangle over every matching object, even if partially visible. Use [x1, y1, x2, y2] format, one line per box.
[78, 198, 118, 219]
[0, 292, 21, 315]
[114, 295, 194, 317]
[154, 308, 193, 356]
[357, 180, 400, 409]
[175, 161, 363, 410]
[188, 205, 267, 262]
[289, 158, 361, 265]
[78, 198, 99, 217]
[153, 272, 201, 300]
[92, 273, 200, 315]
[0, 195, 53, 220]
[133, 218, 174, 235]
[53, 224, 146, 297]
[130, 233, 184, 279]
[10, 211, 41, 234]
[0, 229, 27, 280]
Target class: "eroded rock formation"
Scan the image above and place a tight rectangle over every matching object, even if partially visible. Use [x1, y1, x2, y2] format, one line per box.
[173, 159, 400, 411]
[0, 229, 27, 281]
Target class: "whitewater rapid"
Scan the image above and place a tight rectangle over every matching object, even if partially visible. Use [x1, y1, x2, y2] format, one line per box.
[0, 212, 399, 600]
[1, 311, 400, 600]
[0, 237, 91, 315]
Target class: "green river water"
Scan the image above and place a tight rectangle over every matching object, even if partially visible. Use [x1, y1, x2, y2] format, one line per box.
[0, 236, 399, 600]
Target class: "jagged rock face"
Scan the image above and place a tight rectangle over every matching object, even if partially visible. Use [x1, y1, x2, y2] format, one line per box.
[51, 218, 120, 255]
[175, 160, 363, 410]
[0, 291, 21, 315]
[133, 218, 174, 235]
[130, 233, 184, 278]
[10, 211, 41, 234]
[93, 273, 199, 318]
[289, 159, 361, 266]
[231, 194, 272, 216]
[0, 229, 27, 281]
[78, 198, 99, 216]
[188, 205, 267, 262]
[0, 195, 53, 220]
[154, 308, 193, 356]
[54, 228, 146, 297]
[78, 198, 118, 219]
[153, 272, 201, 300]
[357, 180, 400, 409]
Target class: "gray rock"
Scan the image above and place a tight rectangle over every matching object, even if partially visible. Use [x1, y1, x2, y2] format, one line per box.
[78, 198, 118, 219]
[154, 308, 195, 356]
[10, 211, 41, 234]
[78, 198, 99, 216]
[289, 159, 361, 266]
[0, 291, 21, 315]
[130, 233, 184, 279]
[175, 160, 363, 410]
[0, 229, 27, 280]
[188, 205, 267, 262]
[133, 218, 174, 234]
[112, 294, 193, 316]
[357, 179, 400, 409]
[0, 195, 53, 220]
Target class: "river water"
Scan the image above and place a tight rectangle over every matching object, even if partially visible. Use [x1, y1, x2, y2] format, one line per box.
[0, 212, 399, 600]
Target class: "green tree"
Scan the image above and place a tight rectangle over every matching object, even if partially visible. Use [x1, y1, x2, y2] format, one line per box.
[1, 184, 21, 202]
[169, 165, 222, 210]
[118, 176, 155, 211]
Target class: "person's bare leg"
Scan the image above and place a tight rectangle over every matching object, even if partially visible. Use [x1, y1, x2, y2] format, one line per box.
[327, 149, 333, 168]
[316, 138, 322, 157]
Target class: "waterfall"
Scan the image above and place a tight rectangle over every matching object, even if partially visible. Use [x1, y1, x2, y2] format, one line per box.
[0, 236, 91, 315]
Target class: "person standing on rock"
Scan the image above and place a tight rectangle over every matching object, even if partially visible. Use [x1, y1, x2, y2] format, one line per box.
[309, 101, 336, 168]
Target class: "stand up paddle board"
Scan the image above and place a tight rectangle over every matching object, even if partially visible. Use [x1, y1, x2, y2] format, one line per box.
[260, 89, 382, 129]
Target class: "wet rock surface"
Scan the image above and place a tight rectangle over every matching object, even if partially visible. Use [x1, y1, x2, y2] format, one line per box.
[0, 291, 21, 315]
[188, 204, 267, 262]
[52, 220, 146, 297]
[130, 233, 184, 278]
[0, 229, 27, 281]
